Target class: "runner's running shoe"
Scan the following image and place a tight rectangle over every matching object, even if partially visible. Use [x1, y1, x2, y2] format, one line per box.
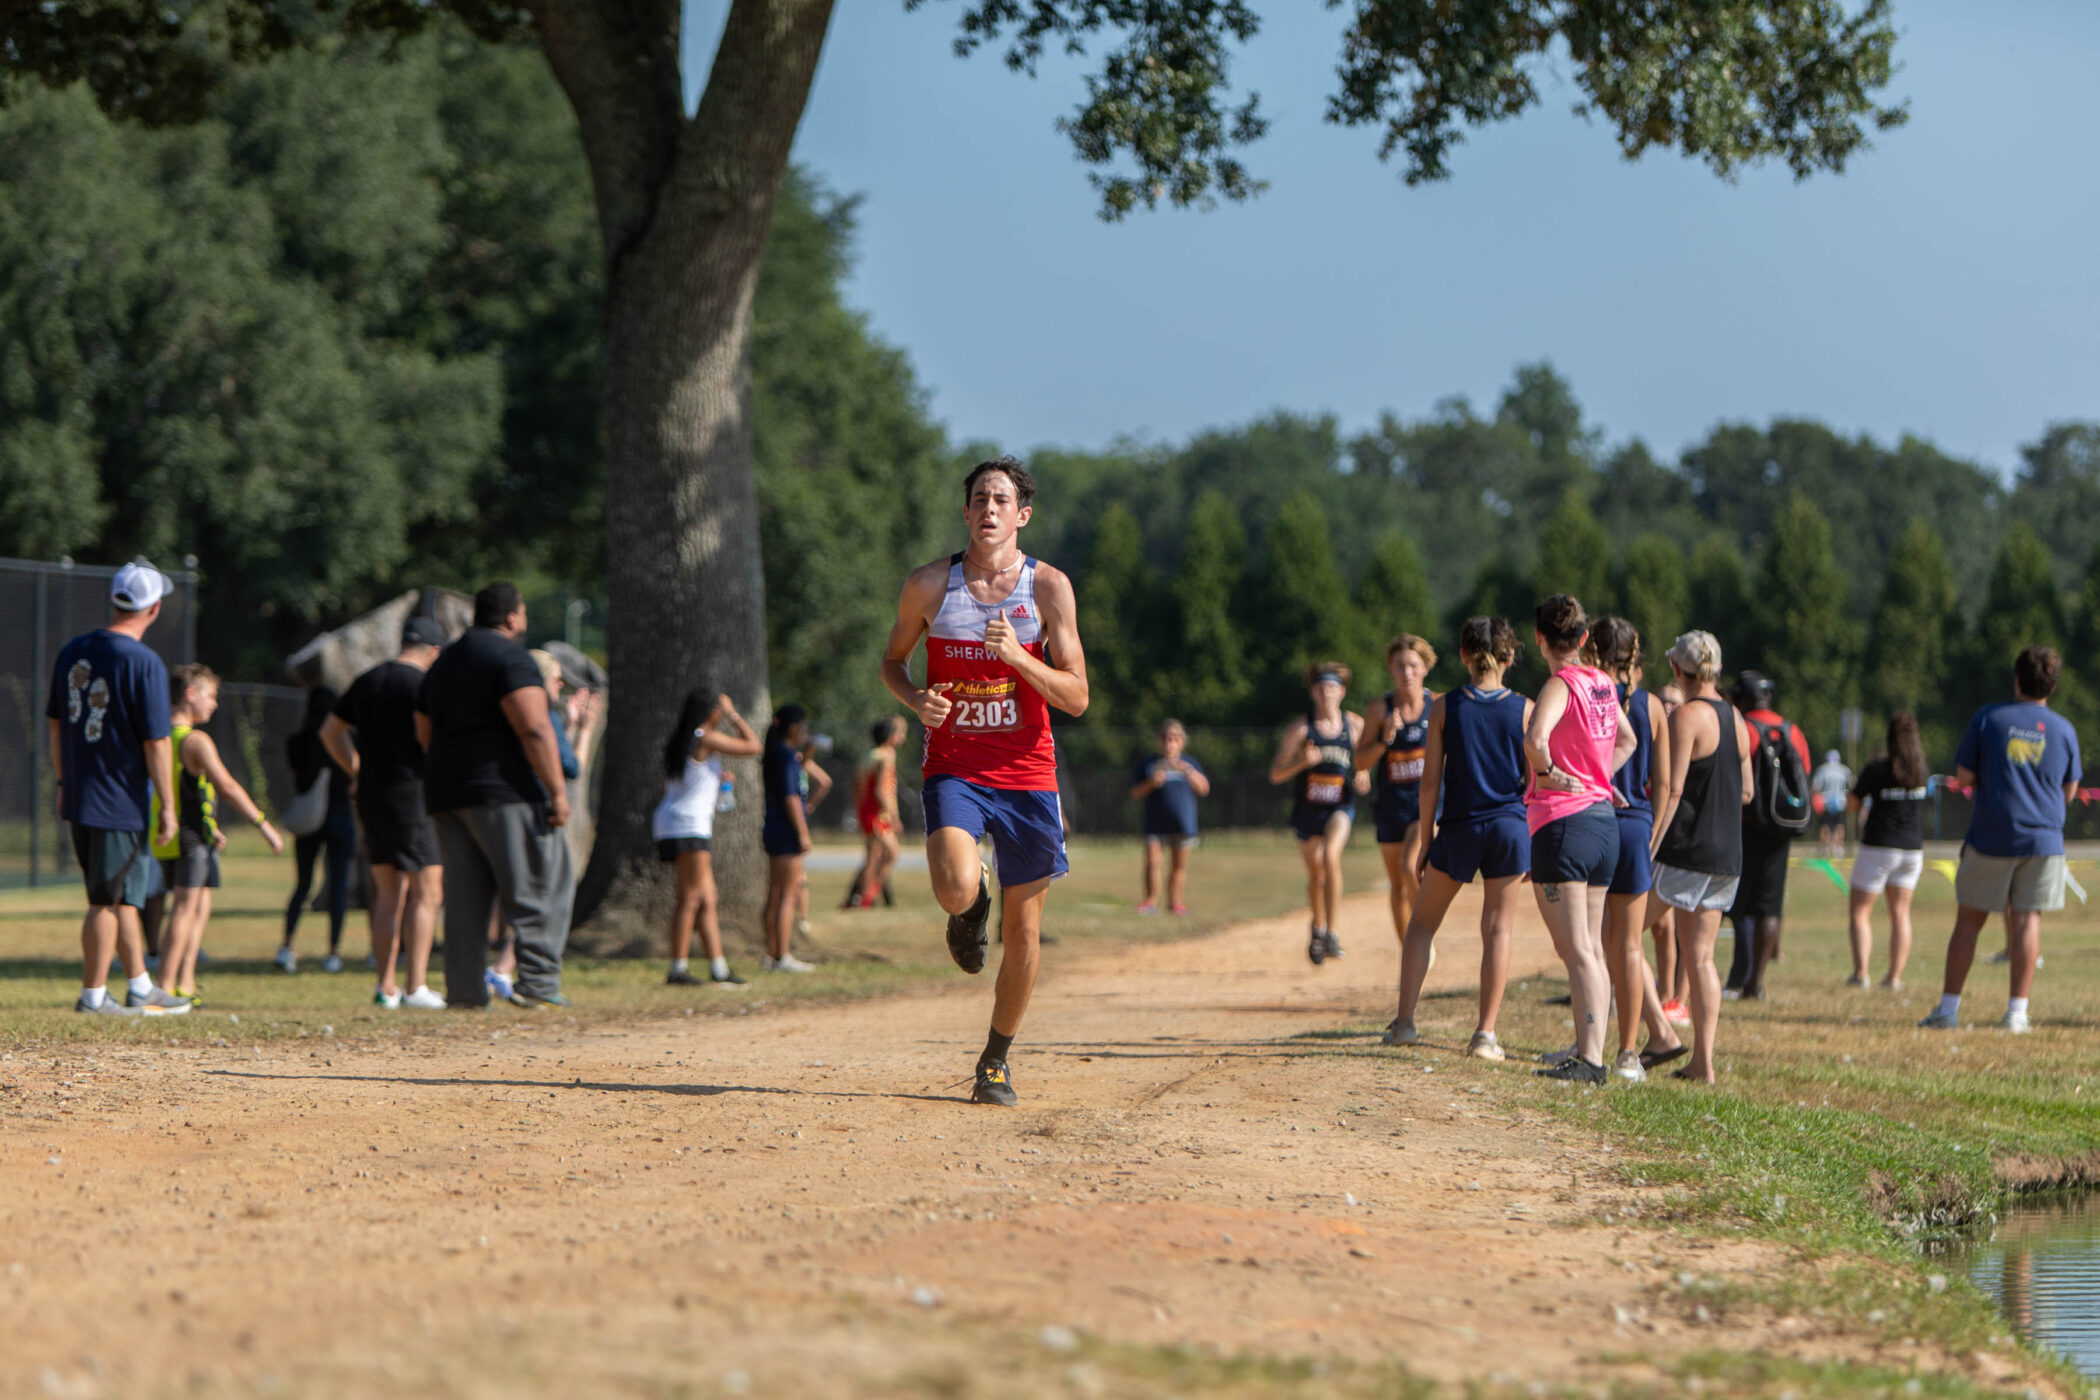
[273, 947, 297, 974]
[374, 989, 403, 1010]
[321, 954, 343, 974]
[75, 993, 140, 1016]
[764, 954, 815, 973]
[971, 1059, 1018, 1107]
[1381, 1018, 1419, 1047]
[1612, 1050, 1647, 1083]
[508, 989, 571, 1010]
[1306, 924, 1327, 966]
[2002, 1009, 2031, 1035]
[128, 987, 194, 1016]
[945, 873, 992, 974]
[1467, 1031, 1505, 1062]
[711, 969, 749, 988]
[1917, 1007, 1958, 1030]
[485, 969, 514, 1002]
[666, 967, 701, 986]
[403, 987, 445, 1009]
[1320, 929, 1344, 961]
[1661, 999, 1690, 1026]
[1169, 903, 1189, 916]
[1136, 902, 1159, 916]
[1534, 1055, 1607, 1084]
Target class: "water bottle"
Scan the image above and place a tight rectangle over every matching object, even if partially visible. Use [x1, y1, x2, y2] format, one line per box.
[716, 770, 737, 813]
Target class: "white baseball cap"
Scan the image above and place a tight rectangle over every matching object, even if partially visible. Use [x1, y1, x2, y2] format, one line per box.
[110, 560, 172, 611]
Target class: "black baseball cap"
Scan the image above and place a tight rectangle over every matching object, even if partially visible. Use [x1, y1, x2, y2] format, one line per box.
[402, 615, 447, 649]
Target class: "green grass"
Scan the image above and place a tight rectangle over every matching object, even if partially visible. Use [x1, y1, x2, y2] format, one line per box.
[0, 829, 1384, 1048]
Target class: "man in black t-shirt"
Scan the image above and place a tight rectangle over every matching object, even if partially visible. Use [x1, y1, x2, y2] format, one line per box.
[416, 583, 575, 1008]
[322, 614, 447, 1009]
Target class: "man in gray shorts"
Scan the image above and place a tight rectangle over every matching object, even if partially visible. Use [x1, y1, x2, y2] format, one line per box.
[1921, 645, 2082, 1034]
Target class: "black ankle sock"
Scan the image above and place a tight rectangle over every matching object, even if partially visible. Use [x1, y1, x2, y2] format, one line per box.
[981, 1028, 1013, 1067]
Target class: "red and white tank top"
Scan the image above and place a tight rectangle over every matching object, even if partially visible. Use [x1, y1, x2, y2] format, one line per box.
[922, 554, 1058, 791]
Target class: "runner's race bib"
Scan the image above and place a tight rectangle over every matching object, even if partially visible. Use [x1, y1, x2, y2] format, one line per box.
[1386, 747, 1424, 785]
[947, 679, 1021, 733]
[1305, 774, 1345, 806]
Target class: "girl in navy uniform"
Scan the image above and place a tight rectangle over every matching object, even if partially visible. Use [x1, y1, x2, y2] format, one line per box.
[1385, 618, 1530, 1060]
[1356, 635, 1437, 964]
[1269, 662, 1367, 965]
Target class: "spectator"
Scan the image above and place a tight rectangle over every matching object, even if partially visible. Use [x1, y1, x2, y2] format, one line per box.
[1812, 748, 1853, 856]
[530, 649, 582, 782]
[1921, 646, 2082, 1034]
[418, 582, 575, 1009]
[282, 686, 356, 972]
[791, 734, 834, 940]
[1131, 719, 1209, 915]
[653, 686, 761, 987]
[46, 561, 194, 1015]
[1724, 670, 1811, 1000]
[852, 717, 908, 910]
[1845, 712, 1931, 990]
[760, 704, 816, 973]
[322, 615, 448, 1009]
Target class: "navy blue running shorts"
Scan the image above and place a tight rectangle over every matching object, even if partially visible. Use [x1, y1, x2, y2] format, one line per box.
[923, 774, 1069, 887]
[1531, 803, 1619, 886]
[1427, 814, 1530, 884]
[1610, 810, 1655, 897]
[1374, 788, 1422, 845]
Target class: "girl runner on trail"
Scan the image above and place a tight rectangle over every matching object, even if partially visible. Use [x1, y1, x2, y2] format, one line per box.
[852, 717, 907, 910]
[1845, 711, 1931, 989]
[1524, 596, 1637, 1085]
[1646, 631, 1753, 1084]
[1269, 663, 1367, 965]
[1132, 719, 1209, 914]
[760, 705, 818, 973]
[1592, 617, 1686, 1077]
[1356, 635, 1436, 960]
[1385, 618, 1531, 1060]
[880, 456, 1089, 1108]
[653, 688, 761, 987]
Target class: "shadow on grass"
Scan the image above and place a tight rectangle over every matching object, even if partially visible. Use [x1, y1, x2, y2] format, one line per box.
[203, 1068, 971, 1105]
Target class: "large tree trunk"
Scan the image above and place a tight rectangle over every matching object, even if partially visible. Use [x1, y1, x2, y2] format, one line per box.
[531, 0, 835, 946]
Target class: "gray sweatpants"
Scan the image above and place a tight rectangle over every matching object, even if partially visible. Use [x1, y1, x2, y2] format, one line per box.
[434, 803, 574, 1005]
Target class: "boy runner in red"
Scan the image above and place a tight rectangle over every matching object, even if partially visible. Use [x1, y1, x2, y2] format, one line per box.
[881, 457, 1089, 1106]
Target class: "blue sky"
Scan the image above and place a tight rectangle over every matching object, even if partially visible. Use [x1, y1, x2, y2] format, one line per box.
[685, 3, 2099, 476]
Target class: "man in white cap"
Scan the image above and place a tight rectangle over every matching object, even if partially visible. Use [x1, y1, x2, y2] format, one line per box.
[1811, 747, 1853, 856]
[44, 561, 194, 1015]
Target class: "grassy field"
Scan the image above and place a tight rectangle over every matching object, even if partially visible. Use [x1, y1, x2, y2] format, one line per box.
[0, 828, 1382, 1048]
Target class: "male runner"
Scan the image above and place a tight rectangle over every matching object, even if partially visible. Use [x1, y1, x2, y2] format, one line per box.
[881, 456, 1089, 1107]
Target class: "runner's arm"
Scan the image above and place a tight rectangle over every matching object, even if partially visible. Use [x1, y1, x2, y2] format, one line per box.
[803, 754, 834, 810]
[498, 686, 571, 828]
[145, 735, 176, 848]
[1647, 694, 1670, 818]
[700, 697, 763, 759]
[1129, 760, 1160, 802]
[187, 730, 284, 852]
[880, 562, 953, 728]
[987, 563, 1089, 716]
[1348, 712, 1371, 794]
[786, 793, 810, 852]
[1181, 759, 1211, 799]
[1737, 714, 1756, 803]
[1352, 696, 1389, 771]
[1649, 701, 1700, 857]
[1525, 676, 1577, 790]
[47, 719, 64, 824]
[1610, 696, 1639, 774]
[1269, 718, 1311, 785]
[318, 714, 359, 789]
[1414, 698, 1446, 878]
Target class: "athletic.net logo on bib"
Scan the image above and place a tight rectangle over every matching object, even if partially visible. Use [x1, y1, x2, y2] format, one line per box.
[943, 672, 1022, 732]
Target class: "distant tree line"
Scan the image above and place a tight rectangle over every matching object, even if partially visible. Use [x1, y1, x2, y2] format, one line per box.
[3, 31, 2095, 769]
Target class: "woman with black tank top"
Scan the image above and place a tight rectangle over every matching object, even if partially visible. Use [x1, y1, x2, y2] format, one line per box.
[1646, 630, 1754, 1084]
[1269, 661, 1368, 965]
[1845, 711, 1932, 989]
[1355, 635, 1437, 961]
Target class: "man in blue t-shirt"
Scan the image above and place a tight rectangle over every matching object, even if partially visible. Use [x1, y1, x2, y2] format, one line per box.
[1922, 645, 2084, 1034]
[44, 562, 191, 1016]
[1129, 719, 1210, 915]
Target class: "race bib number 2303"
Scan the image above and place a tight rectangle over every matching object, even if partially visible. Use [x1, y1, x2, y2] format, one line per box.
[950, 697, 1020, 732]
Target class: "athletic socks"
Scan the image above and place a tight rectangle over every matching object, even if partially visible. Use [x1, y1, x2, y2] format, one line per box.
[80, 985, 107, 1009]
[127, 974, 155, 998]
[2008, 996, 2029, 1018]
[670, 959, 688, 975]
[980, 1027, 1014, 1069]
[709, 957, 730, 980]
[1936, 993, 1961, 1020]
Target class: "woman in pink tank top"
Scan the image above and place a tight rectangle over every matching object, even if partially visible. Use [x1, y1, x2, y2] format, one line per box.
[1525, 594, 1637, 1083]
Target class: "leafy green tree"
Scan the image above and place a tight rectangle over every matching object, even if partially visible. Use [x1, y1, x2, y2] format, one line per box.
[1533, 487, 1612, 613]
[1864, 519, 1959, 743]
[1755, 493, 1856, 747]
[1614, 534, 1687, 688]
[1354, 528, 1438, 682]
[1164, 491, 1251, 722]
[1964, 523, 2066, 714]
[2009, 423, 2100, 593]
[1249, 490, 1356, 715]
[2064, 542, 2100, 751]
[1074, 502, 1155, 725]
[1686, 536, 1756, 675]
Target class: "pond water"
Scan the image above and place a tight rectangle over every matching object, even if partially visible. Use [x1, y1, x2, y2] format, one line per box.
[1965, 1191, 2100, 1378]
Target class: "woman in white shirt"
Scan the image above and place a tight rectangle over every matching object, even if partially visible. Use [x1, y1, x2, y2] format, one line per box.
[654, 688, 761, 986]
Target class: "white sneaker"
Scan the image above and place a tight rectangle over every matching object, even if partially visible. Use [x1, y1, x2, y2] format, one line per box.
[1381, 1019, 1419, 1047]
[274, 947, 297, 974]
[1467, 1031, 1505, 1062]
[2002, 1010, 2031, 1035]
[765, 954, 815, 974]
[321, 954, 343, 974]
[1613, 1050, 1647, 1082]
[403, 986, 446, 1010]
[373, 988, 403, 1010]
[1918, 1008, 1959, 1030]
[1539, 1044, 1577, 1067]
[485, 969, 514, 1002]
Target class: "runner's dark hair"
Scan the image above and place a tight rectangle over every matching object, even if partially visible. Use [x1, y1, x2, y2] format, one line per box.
[1534, 593, 1588, 650]
[1458, 617, 1519, 674]
[764, 704, 810, 790]
[1304, 660, 1353, 690]
[664, 688, 713, 780]
[868, 716, 904, 748]
[962, 455, 1035, 508]
[1887, 711, 1927, 789]
[472, 580, 523, 629]
[2014, 644, 2061, 701]
[1589, 616, 1641, 677]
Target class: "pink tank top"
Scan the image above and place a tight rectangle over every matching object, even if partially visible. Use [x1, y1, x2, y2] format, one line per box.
[1526, 663, 1622, 833]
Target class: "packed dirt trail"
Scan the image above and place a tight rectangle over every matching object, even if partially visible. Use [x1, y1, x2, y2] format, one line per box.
[6, 888, 1810, 1398]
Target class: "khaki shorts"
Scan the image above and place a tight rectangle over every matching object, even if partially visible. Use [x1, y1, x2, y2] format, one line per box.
[1954, 848, 2066, 914]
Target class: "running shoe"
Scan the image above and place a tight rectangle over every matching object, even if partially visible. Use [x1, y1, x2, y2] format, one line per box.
[1169, 903, 1189, 916]
[273, 947, 297, 974]
[1467, 1031, 1505, 1062]
[1539, 1044, 1577, 1067]
[485, 969, 514, 1002]
[127, 987, 194, 1016]
[1136, 902, 1159, 916]
[710, 969, 749, 988]
[763, 954, 815, 974]
[794, 916, 811, 941]
[945, 873, 992, 974]
[2002, 1009, 2031, 1035]
[1534, 1055, 1607, 1084]
[1986, 949, 2010, 965]
[1320, 929, 1344, 961]
[1918, 1007, 1959, 1031]
[1306, 924, 1327, 966]
[1612, 1050, 1647, 1083]
[1382, 1018, 1419, 1047]
[971, 1059, 1018, 1107]
[1661, 999, 1690, 1026]
[508, 989, 571, 1010]
[374, 989, 403, 1010]
[403, 987, 445, 1010]
[1721, 987, 1742, 1002]
[1843, 975, 1869, 988]
[321, 953, 343, 974]
[75, 993, 140, 1016]
[1878, 978, 1903, 991]
[666, 967, 701, 986]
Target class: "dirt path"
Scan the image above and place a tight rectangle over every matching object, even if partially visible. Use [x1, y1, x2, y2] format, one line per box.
[5, 889, 1815, 1398]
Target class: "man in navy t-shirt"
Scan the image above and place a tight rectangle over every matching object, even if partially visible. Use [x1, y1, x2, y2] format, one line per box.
[1130, 719, 1209, 915]
[44, 561, 190, 1016]
[1922, 645, 2084, 1034]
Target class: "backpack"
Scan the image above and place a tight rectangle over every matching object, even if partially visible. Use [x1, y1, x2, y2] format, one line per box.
[279, 772, 329, 836]
[1745, 718, 1811, 838]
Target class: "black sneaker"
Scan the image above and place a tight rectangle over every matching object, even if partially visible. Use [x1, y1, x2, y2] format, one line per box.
[666, 967, 701, 986]
[1307, 924, 1327, 966]
[1321, 929, 1344, 961]
[945, 873, 992, 974]
[971, 1059, 1018, 1107]
[711, 969, 748, 988]
[1533, 1055, 1608, 1084]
